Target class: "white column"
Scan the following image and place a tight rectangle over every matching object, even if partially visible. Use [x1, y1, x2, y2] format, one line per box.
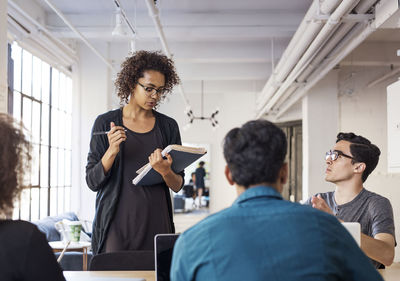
[302, 70, 339, 200]
[0, 0, 7, 113]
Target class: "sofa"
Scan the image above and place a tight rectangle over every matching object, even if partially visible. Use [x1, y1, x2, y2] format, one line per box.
[33, 212, 93, 271]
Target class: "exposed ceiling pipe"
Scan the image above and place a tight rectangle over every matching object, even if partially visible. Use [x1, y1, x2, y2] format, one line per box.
[8, 0, 77, 62]
[273, 1, 379, 111]
[258, 0, 360, 117]
[276, 21, 376, 119]
[367, 67, 400, 88]
[144, 0, 190, 108]
[42, 0, 115, 71]
[256, 0, 341, 112]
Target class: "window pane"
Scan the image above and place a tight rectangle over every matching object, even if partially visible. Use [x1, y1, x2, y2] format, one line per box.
[51, 109, 59, 147]
[65, 114, 72, 150]
[40, 187, 49, 219]
[58, 149, 65, 186]
[32, 101, 41, 144]
[42, 62, 50, 104]
[41, 104, 49, 145]
[32, 56, 42, 100]
[65, 150, 71, 186]
[20, 189, 30, 220]
[12, 43, 22, 92]
[59, 73, 66, 111]
[22, 50, 32, 96]
[22, 97, 32, 138]
[51, 68, 59, 109]
[40, 145, 49, 187]
[12, 199, 20, 220]
[31, 188, 40, 221]
[58, 111, 65, 149]
[31, 144, 40, 186]
[13, 91, 21, 121]
[50, 147, 58, 187]
[66, 77, 72, 114]
[50, 187, 57, 216]
[65, 186, 71, 212]
[58, 187, 64, 214]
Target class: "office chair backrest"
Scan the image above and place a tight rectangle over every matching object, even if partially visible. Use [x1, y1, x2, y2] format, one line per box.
[89, 250, 155, 271]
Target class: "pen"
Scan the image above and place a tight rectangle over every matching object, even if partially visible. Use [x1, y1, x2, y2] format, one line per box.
[92, 128, 127, 135]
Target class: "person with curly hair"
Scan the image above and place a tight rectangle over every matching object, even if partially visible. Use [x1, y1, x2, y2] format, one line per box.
[0, 113, 65, 281]
[86, 50, 184, 254]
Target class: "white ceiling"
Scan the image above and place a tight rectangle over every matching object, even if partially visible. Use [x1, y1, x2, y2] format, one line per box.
[30, 0, 312, 92]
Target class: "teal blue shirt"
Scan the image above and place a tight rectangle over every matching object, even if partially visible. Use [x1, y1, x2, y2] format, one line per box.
[170, 186, 382, 281]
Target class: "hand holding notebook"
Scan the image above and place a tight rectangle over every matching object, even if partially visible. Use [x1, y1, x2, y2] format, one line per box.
[132, 145, 207, 186]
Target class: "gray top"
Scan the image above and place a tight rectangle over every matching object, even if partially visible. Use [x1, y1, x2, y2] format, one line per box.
[105, 117, 172, 252]
[305, 188, 395, 268]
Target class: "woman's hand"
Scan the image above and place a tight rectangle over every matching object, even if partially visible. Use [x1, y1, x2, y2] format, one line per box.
[149, 149, 172, 176]
[106, 122, 127, 155]
[149, 149, 182, 192]
[101, 122, 126, 174]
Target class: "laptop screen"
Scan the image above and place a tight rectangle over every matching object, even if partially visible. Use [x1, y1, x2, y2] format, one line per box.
[154, 234, 180, 281]
[342, 222, 361, 246]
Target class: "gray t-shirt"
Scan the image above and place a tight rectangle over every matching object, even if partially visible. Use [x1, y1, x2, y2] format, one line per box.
[305, 188, 395, 268]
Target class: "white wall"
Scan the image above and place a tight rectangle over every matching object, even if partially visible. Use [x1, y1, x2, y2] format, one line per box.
[302, 71, 339, 199]
[76, 42, 111, 221]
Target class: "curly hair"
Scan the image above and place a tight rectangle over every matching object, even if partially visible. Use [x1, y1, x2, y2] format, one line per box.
[0, 114, 31, 216]
[223, 120, 287, 188]
[115, 50, 180, 105]
[336, 132, 380, 182]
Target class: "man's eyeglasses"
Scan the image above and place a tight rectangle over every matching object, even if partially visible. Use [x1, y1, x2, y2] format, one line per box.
[137, 82, 166, 97]
[325, 150, 354, 161]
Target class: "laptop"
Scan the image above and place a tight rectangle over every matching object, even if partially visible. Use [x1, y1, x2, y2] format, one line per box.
[154, 233, 180, 281]
[342, 222, 361, 246]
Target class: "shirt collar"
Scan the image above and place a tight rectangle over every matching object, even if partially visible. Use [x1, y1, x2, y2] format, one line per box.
[233, 185, 283, 205]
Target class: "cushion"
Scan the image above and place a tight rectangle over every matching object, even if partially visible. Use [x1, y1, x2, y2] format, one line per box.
[33, 212, 79, 242]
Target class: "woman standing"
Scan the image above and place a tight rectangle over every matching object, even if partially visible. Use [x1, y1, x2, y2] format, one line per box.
[86, 51, 184, 254]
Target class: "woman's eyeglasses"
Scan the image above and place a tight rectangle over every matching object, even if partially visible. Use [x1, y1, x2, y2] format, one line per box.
[137, 82, 166, 97]
[325, 150, 354, 161]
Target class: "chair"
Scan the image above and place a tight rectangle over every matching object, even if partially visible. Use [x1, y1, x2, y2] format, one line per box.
[89, 250, 155, 271]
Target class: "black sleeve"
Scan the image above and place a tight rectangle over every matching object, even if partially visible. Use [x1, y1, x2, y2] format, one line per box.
[171, 119, 185, 188]
[23, 228, 65, 281]
[85, 115, 112, 191]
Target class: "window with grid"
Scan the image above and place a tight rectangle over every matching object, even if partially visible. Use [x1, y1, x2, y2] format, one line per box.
[9, 42, 72, 221]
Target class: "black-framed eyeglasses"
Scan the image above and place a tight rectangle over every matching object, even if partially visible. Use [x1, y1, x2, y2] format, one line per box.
[325, 150, 354, 161]
[137, 82, 166, 97]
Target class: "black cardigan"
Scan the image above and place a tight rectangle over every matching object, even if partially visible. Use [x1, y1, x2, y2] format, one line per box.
[86, 108, 184, 254]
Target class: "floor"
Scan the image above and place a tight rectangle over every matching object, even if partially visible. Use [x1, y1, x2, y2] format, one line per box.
[174, 208, 210, 234]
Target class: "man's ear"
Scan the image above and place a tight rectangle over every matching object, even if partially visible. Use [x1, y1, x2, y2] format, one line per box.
[224, 165, 235, 186]
[280, 163, 288, 185]
[354, 162, 366, 174]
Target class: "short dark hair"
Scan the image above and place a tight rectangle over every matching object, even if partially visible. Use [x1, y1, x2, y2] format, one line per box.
[0, 114, 31, 215]
[336, 132, 380, 182]
[223, 120, 287, 188]
[115, 50, 180, 105]
[199, 161, 205, 166]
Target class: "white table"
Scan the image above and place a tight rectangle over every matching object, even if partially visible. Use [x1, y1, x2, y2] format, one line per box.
[49, 241, 91, 270]
[64, 271, 154, 281]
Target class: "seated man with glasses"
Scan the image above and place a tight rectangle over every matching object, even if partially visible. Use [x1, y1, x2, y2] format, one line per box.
[305, 132, 395, 268]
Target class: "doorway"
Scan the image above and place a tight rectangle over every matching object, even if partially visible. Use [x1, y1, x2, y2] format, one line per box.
[277, 121, 302, 202]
